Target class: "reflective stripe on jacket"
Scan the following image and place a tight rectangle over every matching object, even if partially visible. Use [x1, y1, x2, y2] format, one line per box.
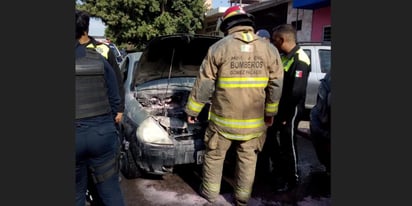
[185, 25, 284, 140]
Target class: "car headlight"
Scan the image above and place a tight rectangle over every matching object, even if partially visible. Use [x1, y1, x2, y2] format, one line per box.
[136, 116, 173, 145]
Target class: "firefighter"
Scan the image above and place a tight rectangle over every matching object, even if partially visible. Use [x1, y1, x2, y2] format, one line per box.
[185, 5, 284, 206]
[259, 24, 311, 192]
[75, 10, 125, 206]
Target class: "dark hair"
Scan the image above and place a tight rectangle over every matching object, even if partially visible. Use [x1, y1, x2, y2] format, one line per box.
[75, 10, 90, 39]
[272, 24, 297, 43]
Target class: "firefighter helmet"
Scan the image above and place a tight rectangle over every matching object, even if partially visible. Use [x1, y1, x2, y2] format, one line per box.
[218, 5, 255, 33]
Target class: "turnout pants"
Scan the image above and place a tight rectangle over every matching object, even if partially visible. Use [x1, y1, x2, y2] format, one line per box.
[200, 125, 265, 205]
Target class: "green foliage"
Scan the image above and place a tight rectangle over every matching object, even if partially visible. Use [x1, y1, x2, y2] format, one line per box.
[76, 0, 207, 50]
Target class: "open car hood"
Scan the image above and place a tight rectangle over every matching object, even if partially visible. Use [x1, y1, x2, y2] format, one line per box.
[132, 33, 221, 86]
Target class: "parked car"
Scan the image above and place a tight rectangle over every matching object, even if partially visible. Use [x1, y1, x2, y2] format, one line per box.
[118, 34, 222, 178]
[299, 42, 331, 120]
[92, 36, 124, 65]
[107, 42, 124, 65]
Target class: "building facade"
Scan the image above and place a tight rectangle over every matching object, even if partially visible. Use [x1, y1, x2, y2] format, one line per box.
[203, 0, 331, 42]
[292, 0, 331, 42]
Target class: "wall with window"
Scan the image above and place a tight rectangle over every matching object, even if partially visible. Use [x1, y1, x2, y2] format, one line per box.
[286, 2, 313, 42]
[311, 6, 331, 41]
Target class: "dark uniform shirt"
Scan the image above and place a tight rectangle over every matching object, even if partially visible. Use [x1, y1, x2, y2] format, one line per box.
[276, 45, 310, 122]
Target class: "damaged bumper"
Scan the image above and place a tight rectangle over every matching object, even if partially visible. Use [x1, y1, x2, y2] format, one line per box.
[138, 137, 205, 175]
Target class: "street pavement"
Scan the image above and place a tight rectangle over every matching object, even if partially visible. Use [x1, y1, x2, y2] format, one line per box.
[118, 121, 331, 206]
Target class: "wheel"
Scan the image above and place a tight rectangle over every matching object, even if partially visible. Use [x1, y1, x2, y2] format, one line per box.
[117, 124, 142, 179]
[119, 143, 142, 179]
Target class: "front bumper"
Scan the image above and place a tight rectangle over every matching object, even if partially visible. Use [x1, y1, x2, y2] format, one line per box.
[137, 137, 205, 175]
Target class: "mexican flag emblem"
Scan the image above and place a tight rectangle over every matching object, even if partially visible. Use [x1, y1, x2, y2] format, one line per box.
[295, 70, 303, 78]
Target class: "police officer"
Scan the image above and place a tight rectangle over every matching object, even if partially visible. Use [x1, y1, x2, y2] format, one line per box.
[75, 10, 125, 206]
[80, 17, 125, 206]
[256, 29, 271, 42]
[259, 24, 311, 192]
[185, 5, 284, 206]
[310, 71, 331, 174]
[85, 37, 125, 124]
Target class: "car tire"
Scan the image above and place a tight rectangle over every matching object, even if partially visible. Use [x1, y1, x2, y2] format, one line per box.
[118, 125, 142, 179]
[119, 145, 142, 179]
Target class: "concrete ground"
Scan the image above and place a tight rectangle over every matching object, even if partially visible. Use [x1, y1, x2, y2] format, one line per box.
[89, 121, 331, 206]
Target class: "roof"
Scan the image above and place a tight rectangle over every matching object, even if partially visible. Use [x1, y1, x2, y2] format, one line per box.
[293, 0, 330, 9]
[298, 41, 331, 46]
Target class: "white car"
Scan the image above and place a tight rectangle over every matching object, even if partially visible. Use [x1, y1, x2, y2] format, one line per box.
[92, 36, 124, 65]
[106, 42, 124, 65]
[299, 42, 331, 120]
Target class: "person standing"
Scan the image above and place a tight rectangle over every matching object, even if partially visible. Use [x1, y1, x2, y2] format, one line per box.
[80, 17, 126, 206]
[84, 35, 125, 125]
[75, 10, 126, 206]
[256, 29, 271, 43]
[259, 24, 311, 192]
[185, 5, 284, 206]
[310, 71, 331, 174]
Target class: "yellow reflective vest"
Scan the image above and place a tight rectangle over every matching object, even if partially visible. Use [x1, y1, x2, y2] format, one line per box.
[86, 43, 110, 59]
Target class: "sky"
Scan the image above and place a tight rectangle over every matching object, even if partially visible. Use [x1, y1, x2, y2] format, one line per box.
[213, 0, 231, 8]
[88, 1, 231, 36]
[89, 17, 106, 37]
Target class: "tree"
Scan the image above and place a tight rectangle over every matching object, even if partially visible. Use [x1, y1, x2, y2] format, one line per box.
[76, 0, 209, 50]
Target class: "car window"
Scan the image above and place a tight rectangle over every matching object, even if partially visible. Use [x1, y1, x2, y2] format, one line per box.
[120, 58, 129, 84]
[319, 49, 331, 73]
[108, 43, 123, 64]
